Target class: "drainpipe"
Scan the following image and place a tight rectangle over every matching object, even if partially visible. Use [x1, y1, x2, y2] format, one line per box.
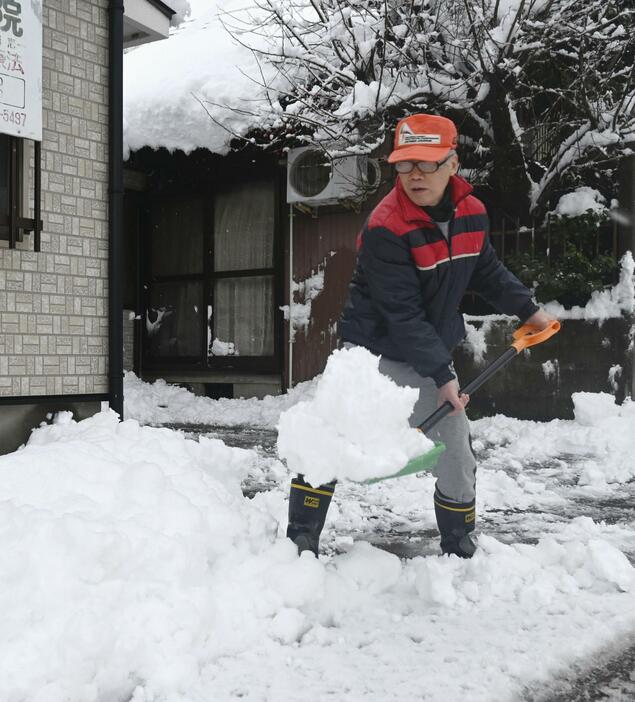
[109, 0, 124, 418]
[288, 204, 294, 389]
[631, 156, 635, 401]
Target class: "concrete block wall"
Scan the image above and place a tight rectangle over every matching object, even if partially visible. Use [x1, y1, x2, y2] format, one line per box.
[454, 317, 634, 421]
[0, 0, 110, 397]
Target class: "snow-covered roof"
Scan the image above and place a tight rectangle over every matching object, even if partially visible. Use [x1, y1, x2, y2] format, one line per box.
[123, 1, 274, 158]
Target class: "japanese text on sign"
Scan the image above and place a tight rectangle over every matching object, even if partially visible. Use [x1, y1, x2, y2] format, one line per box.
[0, 0, 40, 140]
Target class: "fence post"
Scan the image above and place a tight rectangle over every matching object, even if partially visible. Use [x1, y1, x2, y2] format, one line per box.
[531, 217, 535, 258]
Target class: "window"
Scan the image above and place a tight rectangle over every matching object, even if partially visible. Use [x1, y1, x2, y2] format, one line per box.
[142, 174, 281, 372]
[209, 181, 276, 361]
[145, 196, 206, 361]
[0, 133, 41, 249]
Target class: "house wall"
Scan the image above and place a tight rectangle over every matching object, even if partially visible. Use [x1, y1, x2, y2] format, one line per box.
[287, 205, 369, 385]
[287, 169, 393, 386]
[0, 0, 110, 399]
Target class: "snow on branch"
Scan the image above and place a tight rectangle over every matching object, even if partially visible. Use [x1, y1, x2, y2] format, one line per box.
[216, 0, 634, 217]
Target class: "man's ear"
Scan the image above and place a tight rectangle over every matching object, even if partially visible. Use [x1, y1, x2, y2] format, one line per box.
[450, 154, 460, 175]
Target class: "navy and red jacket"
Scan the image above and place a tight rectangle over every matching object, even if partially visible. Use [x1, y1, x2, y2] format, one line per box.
[340, 175, 539, 386]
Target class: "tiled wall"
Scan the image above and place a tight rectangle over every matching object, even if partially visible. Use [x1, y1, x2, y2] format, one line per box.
[0, 0, 110, 397]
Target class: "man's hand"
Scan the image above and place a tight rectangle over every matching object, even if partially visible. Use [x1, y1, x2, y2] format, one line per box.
[438, 378, 469, 416]
[525, 308, 557, 330]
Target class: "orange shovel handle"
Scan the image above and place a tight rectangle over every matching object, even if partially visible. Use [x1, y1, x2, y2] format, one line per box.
[511, 320, 561, 353]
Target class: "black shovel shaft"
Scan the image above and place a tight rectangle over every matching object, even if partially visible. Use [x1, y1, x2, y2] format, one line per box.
[417, 346, 518, 434]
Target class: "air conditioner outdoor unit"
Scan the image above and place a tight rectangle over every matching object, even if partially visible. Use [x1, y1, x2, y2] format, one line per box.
[286, 147, 380, 207]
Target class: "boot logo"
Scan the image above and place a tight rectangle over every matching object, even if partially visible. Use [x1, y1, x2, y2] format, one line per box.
[465, 511, 475, 524]
[304, 496, 320, 508]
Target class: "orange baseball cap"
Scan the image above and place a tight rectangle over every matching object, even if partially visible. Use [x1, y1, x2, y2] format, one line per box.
[388, 114, 458, 163]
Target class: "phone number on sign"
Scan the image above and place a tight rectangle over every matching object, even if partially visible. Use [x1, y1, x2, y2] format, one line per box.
[1, 110, 26, 125]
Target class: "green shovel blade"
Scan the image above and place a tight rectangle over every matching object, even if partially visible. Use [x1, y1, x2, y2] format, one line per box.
[362, 442, 446, 484]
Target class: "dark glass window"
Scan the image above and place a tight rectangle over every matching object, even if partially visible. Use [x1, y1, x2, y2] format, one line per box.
[209, 181, 276, 360]
[143, 175, 279, 372]
[147, 281, 204, 359]
[0, 135, 9, 216]
[150, 198, 204, 276]
[0, 133, 21, 242]
[211, 275, 275, 357]
[0, 133, 40, 249]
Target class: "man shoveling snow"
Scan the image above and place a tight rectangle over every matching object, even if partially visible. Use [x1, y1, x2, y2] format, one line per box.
[281, 112, 555, 559]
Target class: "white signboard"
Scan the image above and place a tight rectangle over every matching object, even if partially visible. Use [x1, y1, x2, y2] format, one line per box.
[0, 0, 41, 141]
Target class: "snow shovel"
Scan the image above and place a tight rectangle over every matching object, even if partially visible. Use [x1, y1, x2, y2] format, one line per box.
[364, 320, 561, 484]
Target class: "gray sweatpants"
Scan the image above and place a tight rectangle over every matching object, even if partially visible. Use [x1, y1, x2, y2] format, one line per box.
[377, 355, 477, 504]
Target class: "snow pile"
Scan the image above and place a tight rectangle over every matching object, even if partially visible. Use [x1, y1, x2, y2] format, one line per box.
[0, 411, 278, 701]
[554, 186, 607, 217]
[544, 250, 635, 320]
[276, 346, 433, 485]
[572, 391, 624, 427]
[1, 410, 634, 700]
[415, 519, 634, 611]
[0, 399, 634, 699]
[474, 392, 635, 488]
[123, 370, 316, 428]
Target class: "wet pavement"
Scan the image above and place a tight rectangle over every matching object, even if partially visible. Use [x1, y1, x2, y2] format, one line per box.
[173, 423, 278, 454]
[527, 640, 635, 701]
[170, 421, 635, 555]
[166, 421, 635, 700]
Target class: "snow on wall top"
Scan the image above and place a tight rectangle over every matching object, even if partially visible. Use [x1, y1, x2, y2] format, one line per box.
[554, 186, 607, 217]
[123, 1, 277, 158]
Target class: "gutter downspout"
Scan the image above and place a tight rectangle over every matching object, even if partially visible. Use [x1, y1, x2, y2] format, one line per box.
[109, 0, 124, 418]
[631, 156, 635, 401]
[288, 204, 294, 389]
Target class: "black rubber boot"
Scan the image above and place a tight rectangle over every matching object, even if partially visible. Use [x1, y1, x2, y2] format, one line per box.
[286, 475, 336, 557]
[434, 487, 477, 558]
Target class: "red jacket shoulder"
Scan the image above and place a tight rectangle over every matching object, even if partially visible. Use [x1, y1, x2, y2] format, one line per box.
[457, 194, 488, 217]
[367, 188, 412, 237]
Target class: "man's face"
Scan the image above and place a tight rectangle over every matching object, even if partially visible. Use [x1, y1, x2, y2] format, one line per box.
[397, 153, 459, 207]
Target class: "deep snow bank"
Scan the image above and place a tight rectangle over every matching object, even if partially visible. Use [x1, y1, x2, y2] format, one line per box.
[474, 393, 635, 488]
[124, 370, 316, 429]
[0, 409, 633, 701]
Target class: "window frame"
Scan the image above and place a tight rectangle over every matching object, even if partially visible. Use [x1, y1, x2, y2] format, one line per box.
[0, 133, 42, 250]
[206, 178, 280, 372]
[140, 164, 284, 374]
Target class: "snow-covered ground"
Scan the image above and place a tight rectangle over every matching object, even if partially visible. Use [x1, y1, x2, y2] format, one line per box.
[1, 377, 634, 701]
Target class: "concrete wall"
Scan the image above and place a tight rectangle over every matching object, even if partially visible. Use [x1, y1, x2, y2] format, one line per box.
[0, 399, 103, 454]
[0, 0, 110, 398]
[454, 317, 634, 421]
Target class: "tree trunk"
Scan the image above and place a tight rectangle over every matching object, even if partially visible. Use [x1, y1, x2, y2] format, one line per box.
[483, 76, 532, 222]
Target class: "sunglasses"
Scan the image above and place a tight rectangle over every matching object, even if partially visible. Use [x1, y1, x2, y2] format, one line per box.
[395, 154, 454, 174]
